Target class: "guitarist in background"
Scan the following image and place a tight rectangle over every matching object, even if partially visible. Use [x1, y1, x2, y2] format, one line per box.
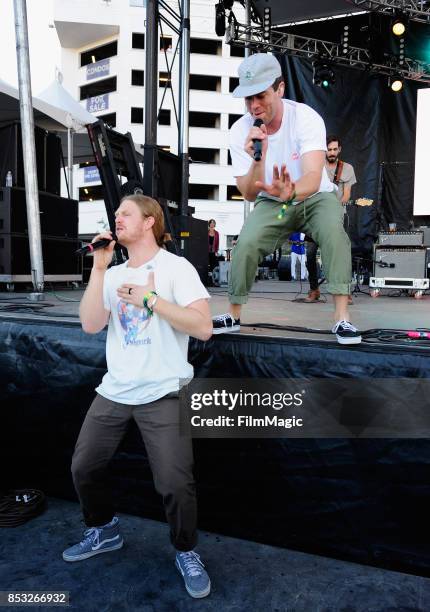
[305, 135, 357, 303]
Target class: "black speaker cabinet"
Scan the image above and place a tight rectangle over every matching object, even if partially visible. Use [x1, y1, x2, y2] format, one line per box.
[0, 122, 61, 195]
[143, 145, 182, 202]
[0, 187, 78, 239]
[0, 234, 80, 276]
[171, 215, 208, 286]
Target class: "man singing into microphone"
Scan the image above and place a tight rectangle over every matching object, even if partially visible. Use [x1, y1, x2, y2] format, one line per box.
[62, 194, 213, 599]
[212, 53, 361, 344]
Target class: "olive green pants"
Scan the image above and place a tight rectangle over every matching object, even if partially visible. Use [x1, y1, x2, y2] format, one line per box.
[229, 191, 351, 304]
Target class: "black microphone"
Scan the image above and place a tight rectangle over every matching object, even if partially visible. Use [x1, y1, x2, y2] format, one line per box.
[252, 118, 264, 161]
[75, 237, 115, 256]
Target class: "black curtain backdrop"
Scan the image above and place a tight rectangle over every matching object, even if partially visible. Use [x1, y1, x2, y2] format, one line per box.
[275, 12, 429, 228]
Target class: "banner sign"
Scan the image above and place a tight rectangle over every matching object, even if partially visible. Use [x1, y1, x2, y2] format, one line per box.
[84, 166, 100, 183]
[86, 58, 110, 81]
[86, 94, 109, 113]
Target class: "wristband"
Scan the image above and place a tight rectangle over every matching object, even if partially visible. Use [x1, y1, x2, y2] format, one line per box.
[143, 290, 157, 315]
[277, 189, 297, 220]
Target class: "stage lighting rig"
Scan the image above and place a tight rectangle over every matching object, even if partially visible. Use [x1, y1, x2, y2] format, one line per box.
[398, 37, 405, 66]
[263, 6, 271, 42]
[313, 58, 335, 88]
[341, 25, 350, 55]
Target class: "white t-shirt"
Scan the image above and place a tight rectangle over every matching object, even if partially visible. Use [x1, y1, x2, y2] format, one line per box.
[229, 99, 334, 200]
[96, 248, 210, 405]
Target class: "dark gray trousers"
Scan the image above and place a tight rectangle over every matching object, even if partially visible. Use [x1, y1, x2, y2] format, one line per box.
[71, 393, 197, 551]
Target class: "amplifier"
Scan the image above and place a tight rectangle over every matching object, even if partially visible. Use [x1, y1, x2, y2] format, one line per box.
[373, 248, 427, 279]
[418, 226, 430, 247]
[378, 231, 423, 247]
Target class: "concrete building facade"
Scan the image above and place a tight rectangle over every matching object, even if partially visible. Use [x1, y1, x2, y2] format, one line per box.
[54, 0, 248, 252]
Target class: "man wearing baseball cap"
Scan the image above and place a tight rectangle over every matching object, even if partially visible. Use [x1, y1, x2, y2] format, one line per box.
[212, 53, 360, 345]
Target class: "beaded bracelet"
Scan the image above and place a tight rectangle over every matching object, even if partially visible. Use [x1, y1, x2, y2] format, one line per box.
[143, 290, 158, 315]
[277, 190, 297, 220]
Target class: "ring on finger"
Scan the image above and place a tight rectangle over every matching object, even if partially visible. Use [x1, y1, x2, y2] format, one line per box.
[128, 288, 132, 295]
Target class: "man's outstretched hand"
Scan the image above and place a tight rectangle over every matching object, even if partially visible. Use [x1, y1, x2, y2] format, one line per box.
[255, 164, 295, 201]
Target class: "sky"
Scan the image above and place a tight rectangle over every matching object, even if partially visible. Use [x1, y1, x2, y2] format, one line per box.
[0, 0, 61, 94]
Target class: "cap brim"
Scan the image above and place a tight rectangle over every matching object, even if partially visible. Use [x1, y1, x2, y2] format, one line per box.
[232, 79, 276, 98]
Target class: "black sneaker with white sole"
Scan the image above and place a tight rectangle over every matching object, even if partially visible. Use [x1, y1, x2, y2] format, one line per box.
[212, 313, 240, 334]
[332, 320, 362, 345]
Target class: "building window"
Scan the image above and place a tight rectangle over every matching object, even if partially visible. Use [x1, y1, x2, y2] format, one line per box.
[158, 109, 171, 126]
[79, 185, 104, 202]
[228, 114, 242, 129]
[159, 72, 171, 88]
[189, 74, 221, 92]
[80, 41, 118, 67]
[131, 107, 144, 123]
[99, 112, 116, 128]
[131, 69, 144, 86]
[190, 38, 221, 55]
[230, 45, 245, 57]
[160, 36, 172, 52]
[80, 77, 117, 101]
[189, 147, 219, 164]
[227, 185, 243, 200]
[188, 184, 218, 200]
[132, 32, 145, 49]
[189, 111, 220, 129]
[229, 77, 239, 93]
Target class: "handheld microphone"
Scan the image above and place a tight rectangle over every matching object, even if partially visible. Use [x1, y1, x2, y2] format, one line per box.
[75, 237, 115, 256]
[252, 118, 264, 161]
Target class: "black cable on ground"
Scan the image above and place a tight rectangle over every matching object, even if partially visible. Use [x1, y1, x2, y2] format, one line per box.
[0, 489, 46, 527]
[239, 323, 430, 348]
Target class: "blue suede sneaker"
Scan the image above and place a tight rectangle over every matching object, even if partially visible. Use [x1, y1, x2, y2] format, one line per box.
[175, 550, 211, 598]
[62, 517, 123, 562]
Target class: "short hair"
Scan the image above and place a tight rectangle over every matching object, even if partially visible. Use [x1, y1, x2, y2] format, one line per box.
[271, 76, 284, 91]
[208, 218, 216, 226]
[327, 135, 341, 148]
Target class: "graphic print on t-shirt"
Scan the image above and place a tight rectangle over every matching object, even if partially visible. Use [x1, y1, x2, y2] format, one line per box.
[117, 300, 152, 346]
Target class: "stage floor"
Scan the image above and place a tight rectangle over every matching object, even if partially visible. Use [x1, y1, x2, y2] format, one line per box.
[1, 280, 429, 343]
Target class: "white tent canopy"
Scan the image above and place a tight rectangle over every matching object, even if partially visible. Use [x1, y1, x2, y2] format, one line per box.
[36, 78, 96, 132]
[0, 76, 95, 132]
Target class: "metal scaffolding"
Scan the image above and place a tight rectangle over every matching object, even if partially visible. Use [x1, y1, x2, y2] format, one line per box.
[226, 16, 430, 83]
[349, 1, 430, 23]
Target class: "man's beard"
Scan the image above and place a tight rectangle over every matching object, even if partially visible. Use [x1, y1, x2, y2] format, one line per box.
[326, 155, 338, 163]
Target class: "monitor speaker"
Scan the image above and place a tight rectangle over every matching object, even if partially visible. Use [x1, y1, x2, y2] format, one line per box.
[171, 215, 208, 286]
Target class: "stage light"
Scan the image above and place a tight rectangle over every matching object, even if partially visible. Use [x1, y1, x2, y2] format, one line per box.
[392, 17, 406, 37]
[341, 25, 349, 55]
[215, 2, 226, 37]
[398, 38, 405, 66]
[312, 59, 335, 88]
[263, 6, 271, 42]
[389, 75, 403, 92]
